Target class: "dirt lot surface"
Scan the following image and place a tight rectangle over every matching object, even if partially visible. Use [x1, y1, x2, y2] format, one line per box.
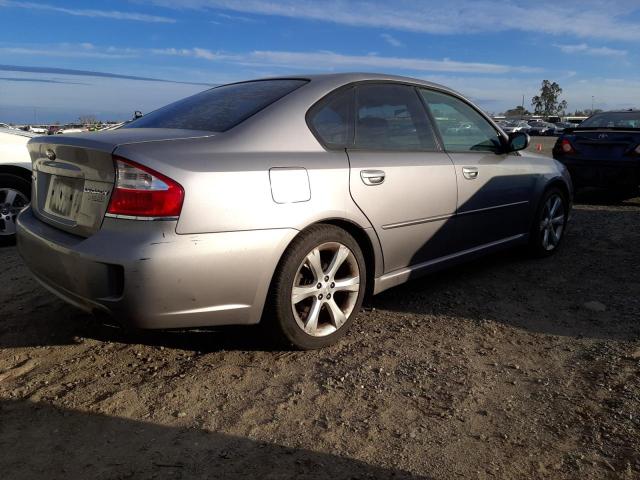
[1, 158, 639, 478]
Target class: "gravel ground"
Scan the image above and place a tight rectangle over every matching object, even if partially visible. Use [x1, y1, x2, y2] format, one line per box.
[1, 163, 639, 478]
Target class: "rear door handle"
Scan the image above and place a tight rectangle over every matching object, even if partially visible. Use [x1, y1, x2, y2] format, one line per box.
[462, 166, 479, 180]
[360, 170, 386, 186]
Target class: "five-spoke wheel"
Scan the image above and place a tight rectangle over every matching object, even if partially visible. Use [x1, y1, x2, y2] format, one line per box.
[268, 224, 366, 349]
[529, 187, 568, 257]
[0, 173, 31, 244]
[291, 242, 360, 337]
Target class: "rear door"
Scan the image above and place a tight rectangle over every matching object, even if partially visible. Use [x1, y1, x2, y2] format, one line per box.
[419, 89, 535, 251]
[345, 83, 458, 273]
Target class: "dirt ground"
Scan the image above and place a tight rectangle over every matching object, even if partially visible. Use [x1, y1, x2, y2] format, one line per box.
[1, 148, 639, 478]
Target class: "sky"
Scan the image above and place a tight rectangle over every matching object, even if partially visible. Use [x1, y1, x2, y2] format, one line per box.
[0, 0, 639, 123]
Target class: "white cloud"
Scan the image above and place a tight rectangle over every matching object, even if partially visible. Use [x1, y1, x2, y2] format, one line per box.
[143, 0, 640, 41]
[245, 50, 541, 74]
[380, 33, 403, 47]
[0, 45, 138, 59]
[555, 43, 628, 57]
[216, 12, 258, 23]
[0, 1, 176, 23]
[0, 41, 541, 75]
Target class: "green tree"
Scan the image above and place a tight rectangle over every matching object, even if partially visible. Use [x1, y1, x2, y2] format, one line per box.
[531, 80, 568, 116]
[504, 105, 530, 117]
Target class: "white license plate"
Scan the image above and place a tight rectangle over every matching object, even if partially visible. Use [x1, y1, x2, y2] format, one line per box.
[44, 176, 82, 220]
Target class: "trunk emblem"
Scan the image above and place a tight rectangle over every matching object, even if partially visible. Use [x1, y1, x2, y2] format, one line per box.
[598, 133, 608, 139]
[45, 149, 56, 160]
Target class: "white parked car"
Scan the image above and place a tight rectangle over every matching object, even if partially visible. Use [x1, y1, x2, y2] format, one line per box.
[0, 128, 38, 243]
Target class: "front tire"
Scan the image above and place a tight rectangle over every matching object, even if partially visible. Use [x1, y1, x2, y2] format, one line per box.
[0, 173, 31, 245]
[267, 224, 366, 350]
[528, 187, 568, 257]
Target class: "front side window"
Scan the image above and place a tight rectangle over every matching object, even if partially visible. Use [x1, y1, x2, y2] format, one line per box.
[124, 79, 308, 132]
[308, 87, 354, 148]
[420, 89, 502, 153]
[354, 84, 437, 151]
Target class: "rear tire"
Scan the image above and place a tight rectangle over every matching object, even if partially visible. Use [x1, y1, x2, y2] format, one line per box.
[266, 224, 366, 350]
[528, 187, 568, 257]
[0, 173, 31, 246]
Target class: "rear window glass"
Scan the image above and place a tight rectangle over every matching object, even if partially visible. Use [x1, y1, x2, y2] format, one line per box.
[580, 112, 640, 129]
[124, 79, 308, 132]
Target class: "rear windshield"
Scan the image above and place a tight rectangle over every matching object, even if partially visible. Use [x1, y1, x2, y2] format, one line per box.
[123, 79, 308, 132]
[580, 112, 640, 129]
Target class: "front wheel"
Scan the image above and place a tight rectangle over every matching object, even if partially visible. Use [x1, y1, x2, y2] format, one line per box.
[267, 224, 366, 350]
[528, 187, 568, 257]
[0, 173, 31, 245]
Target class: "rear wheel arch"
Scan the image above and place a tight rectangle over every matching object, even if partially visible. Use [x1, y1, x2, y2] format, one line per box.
[263, 219, 378, 317]
[317, 219, 378, 297]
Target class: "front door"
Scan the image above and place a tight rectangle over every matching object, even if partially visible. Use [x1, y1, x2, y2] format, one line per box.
[419, 89, 535, 251]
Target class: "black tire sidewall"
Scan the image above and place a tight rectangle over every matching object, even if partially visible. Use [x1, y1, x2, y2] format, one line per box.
[270, 225, 367, 350]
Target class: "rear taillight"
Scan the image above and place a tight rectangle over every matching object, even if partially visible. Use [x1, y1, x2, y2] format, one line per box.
[560, 139, 576, 154]
[107, 156, 184, 218]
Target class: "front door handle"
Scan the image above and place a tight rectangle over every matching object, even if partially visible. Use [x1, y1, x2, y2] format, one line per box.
[360, 170, 386, 185]
[462, 166, 479, 180]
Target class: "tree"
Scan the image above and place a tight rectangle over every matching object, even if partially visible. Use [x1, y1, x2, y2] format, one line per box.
[504, 105, 530, 118]
[531, 80, 568, 116]
[78, 114, 97, 125]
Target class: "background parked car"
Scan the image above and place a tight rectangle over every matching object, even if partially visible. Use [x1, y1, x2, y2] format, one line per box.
[528, 121, 555, 136]
[553, 109, 640, 199]
[0, 127, 37, 243]
[501, 120, 531, 134]
[553, 122, 574, 135]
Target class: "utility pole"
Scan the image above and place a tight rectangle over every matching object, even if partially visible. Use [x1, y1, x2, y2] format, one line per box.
[591, 96, 594, 114]
[521, 94, 525, 119]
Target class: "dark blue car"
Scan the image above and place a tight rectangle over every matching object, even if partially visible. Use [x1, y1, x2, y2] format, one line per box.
[553, 110, 640, 199]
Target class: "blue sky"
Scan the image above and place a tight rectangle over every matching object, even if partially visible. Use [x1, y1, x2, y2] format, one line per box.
[0, 0, 639, 123]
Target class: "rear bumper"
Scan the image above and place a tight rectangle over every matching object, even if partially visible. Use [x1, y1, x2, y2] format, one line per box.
[16, 207, 297, 329]
[557, 158, 640, 190]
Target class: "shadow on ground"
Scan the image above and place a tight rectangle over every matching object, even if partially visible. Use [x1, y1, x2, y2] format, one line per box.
[0, 399, 426, 480]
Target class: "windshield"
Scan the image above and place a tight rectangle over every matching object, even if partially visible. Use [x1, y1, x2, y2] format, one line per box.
[124, 79, 308, 132]
[580, 111, 640, 129]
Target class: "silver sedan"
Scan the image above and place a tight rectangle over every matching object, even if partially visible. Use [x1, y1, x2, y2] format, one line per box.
[17, 73, 572, 349]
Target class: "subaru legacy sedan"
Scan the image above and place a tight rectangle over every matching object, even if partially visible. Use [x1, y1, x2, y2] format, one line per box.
[17, 73, 572, 349]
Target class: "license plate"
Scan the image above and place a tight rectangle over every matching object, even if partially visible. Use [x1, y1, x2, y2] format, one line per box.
[44, 176, 82, 220]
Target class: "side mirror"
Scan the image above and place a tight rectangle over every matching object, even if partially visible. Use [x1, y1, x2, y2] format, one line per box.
[507, 132, 530, 152]
[133, 110, 143, 119]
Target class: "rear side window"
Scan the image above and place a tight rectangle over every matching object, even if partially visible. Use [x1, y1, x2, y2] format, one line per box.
[354, 84, 437, 151]
[308, 87, 354, 148]
[124, 79, 308, 132]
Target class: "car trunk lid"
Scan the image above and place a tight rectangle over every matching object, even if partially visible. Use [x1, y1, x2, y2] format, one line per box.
[569, 129, 640, 160]
[27, 128, 213, 237]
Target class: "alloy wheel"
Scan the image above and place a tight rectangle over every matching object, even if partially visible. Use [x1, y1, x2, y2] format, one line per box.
[291, 242, 360, 337]
[0, 188, 29, 236]
[539, 193, 565, 251]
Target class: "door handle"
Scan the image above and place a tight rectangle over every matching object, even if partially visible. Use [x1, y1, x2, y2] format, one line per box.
[462, 166, 479, 180]
[360, 170, 386, 185]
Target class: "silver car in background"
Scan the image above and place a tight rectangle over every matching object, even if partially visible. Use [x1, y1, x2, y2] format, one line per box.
[17, 73, 572, 349]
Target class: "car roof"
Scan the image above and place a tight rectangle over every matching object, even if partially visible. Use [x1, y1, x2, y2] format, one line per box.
[247, 72, 465, 98]
[592, 109, 639, 114]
